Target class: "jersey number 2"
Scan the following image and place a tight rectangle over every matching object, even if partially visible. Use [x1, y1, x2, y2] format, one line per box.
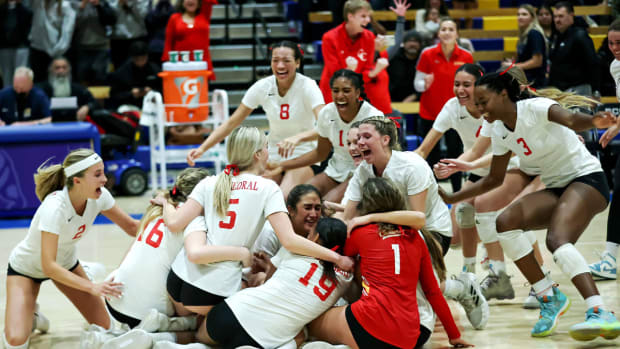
[298, 262, 337, 301]
[280, 104, 290, 120]
[137, 218, 164, 248]
[219, 198, 240, 229]
[516, 138, 533, 156]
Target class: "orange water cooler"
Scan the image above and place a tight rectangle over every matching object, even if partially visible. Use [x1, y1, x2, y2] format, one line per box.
[158, 61, 213, 123]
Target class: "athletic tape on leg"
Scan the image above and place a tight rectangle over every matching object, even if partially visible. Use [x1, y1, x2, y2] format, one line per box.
[475, 211, 499, 243]
[498, 229, 532, 261]
[524, 230, 537, 245]
[553, 243, 591, 279]
[455, 202, 476, 229]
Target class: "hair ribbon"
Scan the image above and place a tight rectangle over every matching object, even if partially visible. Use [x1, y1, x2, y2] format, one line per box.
[499, 61, 515, 75]
[224, 164, 240, 176]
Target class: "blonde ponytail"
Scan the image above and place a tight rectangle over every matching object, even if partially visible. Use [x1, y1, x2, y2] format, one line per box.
[34, 148, 96, 201]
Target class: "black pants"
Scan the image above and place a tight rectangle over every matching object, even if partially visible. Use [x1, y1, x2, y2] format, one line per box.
[417, 118, 463, 192]
[608, 156, 620, 244]
[29, 47, 52, 83]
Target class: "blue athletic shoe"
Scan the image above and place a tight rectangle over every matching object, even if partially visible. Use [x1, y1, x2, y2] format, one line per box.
[531, 287, 571, 337]
[589, 251, 617, 280]
[569, 307, 620, 341]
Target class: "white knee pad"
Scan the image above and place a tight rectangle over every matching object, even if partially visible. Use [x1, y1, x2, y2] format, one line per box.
[2, 332, 29, 349]
[497, 229, 532, 261]
[475, 211, 499, 244]
[524, 230, 537, 245]
[455, 202, 476, 229]
[553, 243, 590, 279]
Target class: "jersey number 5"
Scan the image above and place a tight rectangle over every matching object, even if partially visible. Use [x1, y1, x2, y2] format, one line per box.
[137, 218, 164, 248]
[516, 138, 533, 156]
[280, 104, 290, 120]
[219, 198, 240, 229]
[299, 262, 337, 301]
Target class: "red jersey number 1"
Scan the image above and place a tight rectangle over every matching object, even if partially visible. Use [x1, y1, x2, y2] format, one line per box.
[219, 198, 240, 229]
[280, 104, 290, 120]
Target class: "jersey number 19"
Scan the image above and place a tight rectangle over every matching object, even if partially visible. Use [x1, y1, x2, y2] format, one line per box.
[298, 262, 337, 301]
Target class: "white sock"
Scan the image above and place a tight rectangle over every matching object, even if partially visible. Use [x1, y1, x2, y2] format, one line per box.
[443, 279, 465, 299]
[2, 332, 29, 349]
[463, 257, 476, 273]
[606, 242, 619, 258]
[489, 260, 506, 274]
[585, 295, 604, 310]
[532, 277, 554, 297]
[149, 332, 177, 342]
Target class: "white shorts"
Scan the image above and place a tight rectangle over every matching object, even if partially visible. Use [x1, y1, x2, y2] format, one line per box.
[268, 140, 316, 164]
[324, 160, 355, 183]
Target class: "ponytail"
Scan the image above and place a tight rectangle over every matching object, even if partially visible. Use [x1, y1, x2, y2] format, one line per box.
[34, 148, 96, 201]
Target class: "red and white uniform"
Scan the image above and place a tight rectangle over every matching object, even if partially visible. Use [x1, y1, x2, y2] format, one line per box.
[9, 187, 115, 279]
[489, 97, 602, 187]
[241, 73, 324, 163]
[433, 97, 519, 176]
[107, 216, 206, 319]
[344, 224, 460, 348]
[171, 174, 287, 297]
[345, 151, 452, 236]
[611, 59, 620, 101]
[226, 248, 352, 348]
[416, 44, 473, 121]
[316, 101, 383, 182]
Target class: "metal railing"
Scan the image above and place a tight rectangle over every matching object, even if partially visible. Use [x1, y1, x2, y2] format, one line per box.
[223, 0, 242, 43]
[251, 8, 272, 81]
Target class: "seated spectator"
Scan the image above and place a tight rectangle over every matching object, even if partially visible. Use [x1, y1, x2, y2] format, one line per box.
[416, 0, 449, 42]
[38, 57, 100, 122]
[109, 0, 149, 69]
[70, 0, 117, 86]
[548, 1, 599, 95]
[388, 29, 423, 102]
[0, 0, 32, 88]
[537, 4, 554, 42]
[145, 0, 175, 64]
[29, 0, 76, 83]
[108, 42, 161, 109]
[0, 67, 51, 126]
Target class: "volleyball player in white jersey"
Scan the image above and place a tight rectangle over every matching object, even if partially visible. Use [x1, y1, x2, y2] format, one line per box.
[158, 127, 353, 317]
[589, 20, 620, 279]
[187, 41, 325, 198]
[267, 69, 383, 202]
[194, 217, 352, 349]
[342, 117, 489, 330]
[440, 70, 620, 340]
[3, 149, 139, 349]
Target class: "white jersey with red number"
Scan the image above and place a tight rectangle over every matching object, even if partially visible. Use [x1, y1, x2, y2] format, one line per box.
[251, 221, 281, 257]
[242, 73, 324, 162]
[172, 174, 288, 296]
[226, 248, 352, 348]
[344, 151, 452, 236]
[107, 216, 206, 319]
[316, 101, 384, 182]
[611, 59, 620, 101]
[9, 187, 115, 279]
[490, 97, 602, 187]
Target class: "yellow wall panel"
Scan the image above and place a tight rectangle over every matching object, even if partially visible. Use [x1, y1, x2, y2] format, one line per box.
[504, 37, 518, 52]
[478, 0, 499, 9]
[483, 16, 518, 30]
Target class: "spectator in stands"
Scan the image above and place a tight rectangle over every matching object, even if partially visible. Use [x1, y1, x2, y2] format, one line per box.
[416, 0, 449, 42]
[161, 0, 217, 79]
[70, 0, 117, 86]
[38, 57, 99, 122]
[511, 4, 547, 88]
[548, 1, 599, 95]
[108, 41, 161, 109]
[452, 0, 478, 29]
[29, 0, 76, 84]
[319, 0, 392, 114]
[109, 0, 149, 69]
[0, 0, 32, 88]
[537, 4, 554, 41]
[0, 67, 51, 126]
[415, 18, 473, 192]
[388, 1, 423, 102]
[145, 0, 175, 64]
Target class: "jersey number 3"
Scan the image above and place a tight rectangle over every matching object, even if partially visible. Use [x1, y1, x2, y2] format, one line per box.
[299, 262, 337, 301]
[516, 138, 533, 156]
[219, 198, 240, 229]
[280, 104, 290, 120]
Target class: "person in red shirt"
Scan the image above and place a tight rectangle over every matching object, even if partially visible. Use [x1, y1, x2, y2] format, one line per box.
[319, 0, 392, 114]
[309, 177, 472, 349]
[162, 0, 217, 80]
[415, 18, 473, 191]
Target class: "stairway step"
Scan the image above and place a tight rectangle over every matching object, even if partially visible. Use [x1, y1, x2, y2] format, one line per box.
[211, 45, 268, 61]
[210, 64, 323, 85]
[211, 23, 297, 41]
[211, 3, 282, 21]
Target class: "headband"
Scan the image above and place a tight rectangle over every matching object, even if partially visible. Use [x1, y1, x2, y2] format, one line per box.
[64, 154, 102, 177]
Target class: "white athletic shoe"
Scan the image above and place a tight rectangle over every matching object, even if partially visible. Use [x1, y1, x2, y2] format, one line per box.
[523, 288, 540, 309]
[136, 309, 197, 332]
[454, 272, 490, 330]
[589, 251, 617, 280]
[153, 341, 211, 349]
[82, 261, 107, 282]
[101, 329, 153, 349]
[33, 304, 49, 333]
[80, 330, 117, 349]
[301, 341, 351, 349]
